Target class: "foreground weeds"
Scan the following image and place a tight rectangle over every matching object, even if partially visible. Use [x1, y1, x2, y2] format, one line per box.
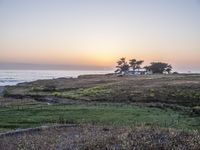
[0, 125, 200, 150]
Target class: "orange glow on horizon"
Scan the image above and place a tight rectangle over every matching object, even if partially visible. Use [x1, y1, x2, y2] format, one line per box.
[1, 47, 200, 70]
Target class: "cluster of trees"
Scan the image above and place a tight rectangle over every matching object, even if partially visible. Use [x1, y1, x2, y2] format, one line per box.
[144, 62, 172, 74]
[115, 57, 172, 74]
[115, 58, 144, 74]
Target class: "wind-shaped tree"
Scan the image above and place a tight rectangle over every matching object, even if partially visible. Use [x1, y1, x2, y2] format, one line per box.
[135, 60, 144, 71]
[129, 59, 144, 72]
[144, 62, 172, 74]
[129, 59, 137, 72]
[115, 58, 129, 74]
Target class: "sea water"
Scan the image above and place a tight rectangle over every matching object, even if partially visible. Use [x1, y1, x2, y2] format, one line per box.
[0, 70, 112, 86]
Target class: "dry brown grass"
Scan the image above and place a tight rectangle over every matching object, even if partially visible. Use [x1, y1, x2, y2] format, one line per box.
[0, 124, 200, 150]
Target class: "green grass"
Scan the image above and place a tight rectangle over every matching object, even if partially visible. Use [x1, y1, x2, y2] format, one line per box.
[53, 85, 112, 100]
[0, 104, 199, 131]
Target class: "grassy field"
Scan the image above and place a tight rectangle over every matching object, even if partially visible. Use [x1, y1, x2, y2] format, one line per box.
[4, 74, 200, 106]
[1, 74, 200, 149]
[1, 74, 200, 132]
[0, 102, 200, 131]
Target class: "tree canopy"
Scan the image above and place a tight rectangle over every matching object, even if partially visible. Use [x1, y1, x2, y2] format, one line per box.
[144, 62, 172, 74]
[115, 58, 129, 74]
[115, 58, 144, 74]
[115, 58, 173, 75]
[129, 59, 144, 72]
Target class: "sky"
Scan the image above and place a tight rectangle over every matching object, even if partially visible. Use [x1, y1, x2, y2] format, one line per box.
[0, 0, 200, 72]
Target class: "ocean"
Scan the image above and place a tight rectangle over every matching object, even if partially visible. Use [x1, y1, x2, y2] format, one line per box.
[0, 70, 112, 86]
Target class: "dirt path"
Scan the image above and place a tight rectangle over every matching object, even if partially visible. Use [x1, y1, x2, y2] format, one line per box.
[0, 124, 77, 137]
